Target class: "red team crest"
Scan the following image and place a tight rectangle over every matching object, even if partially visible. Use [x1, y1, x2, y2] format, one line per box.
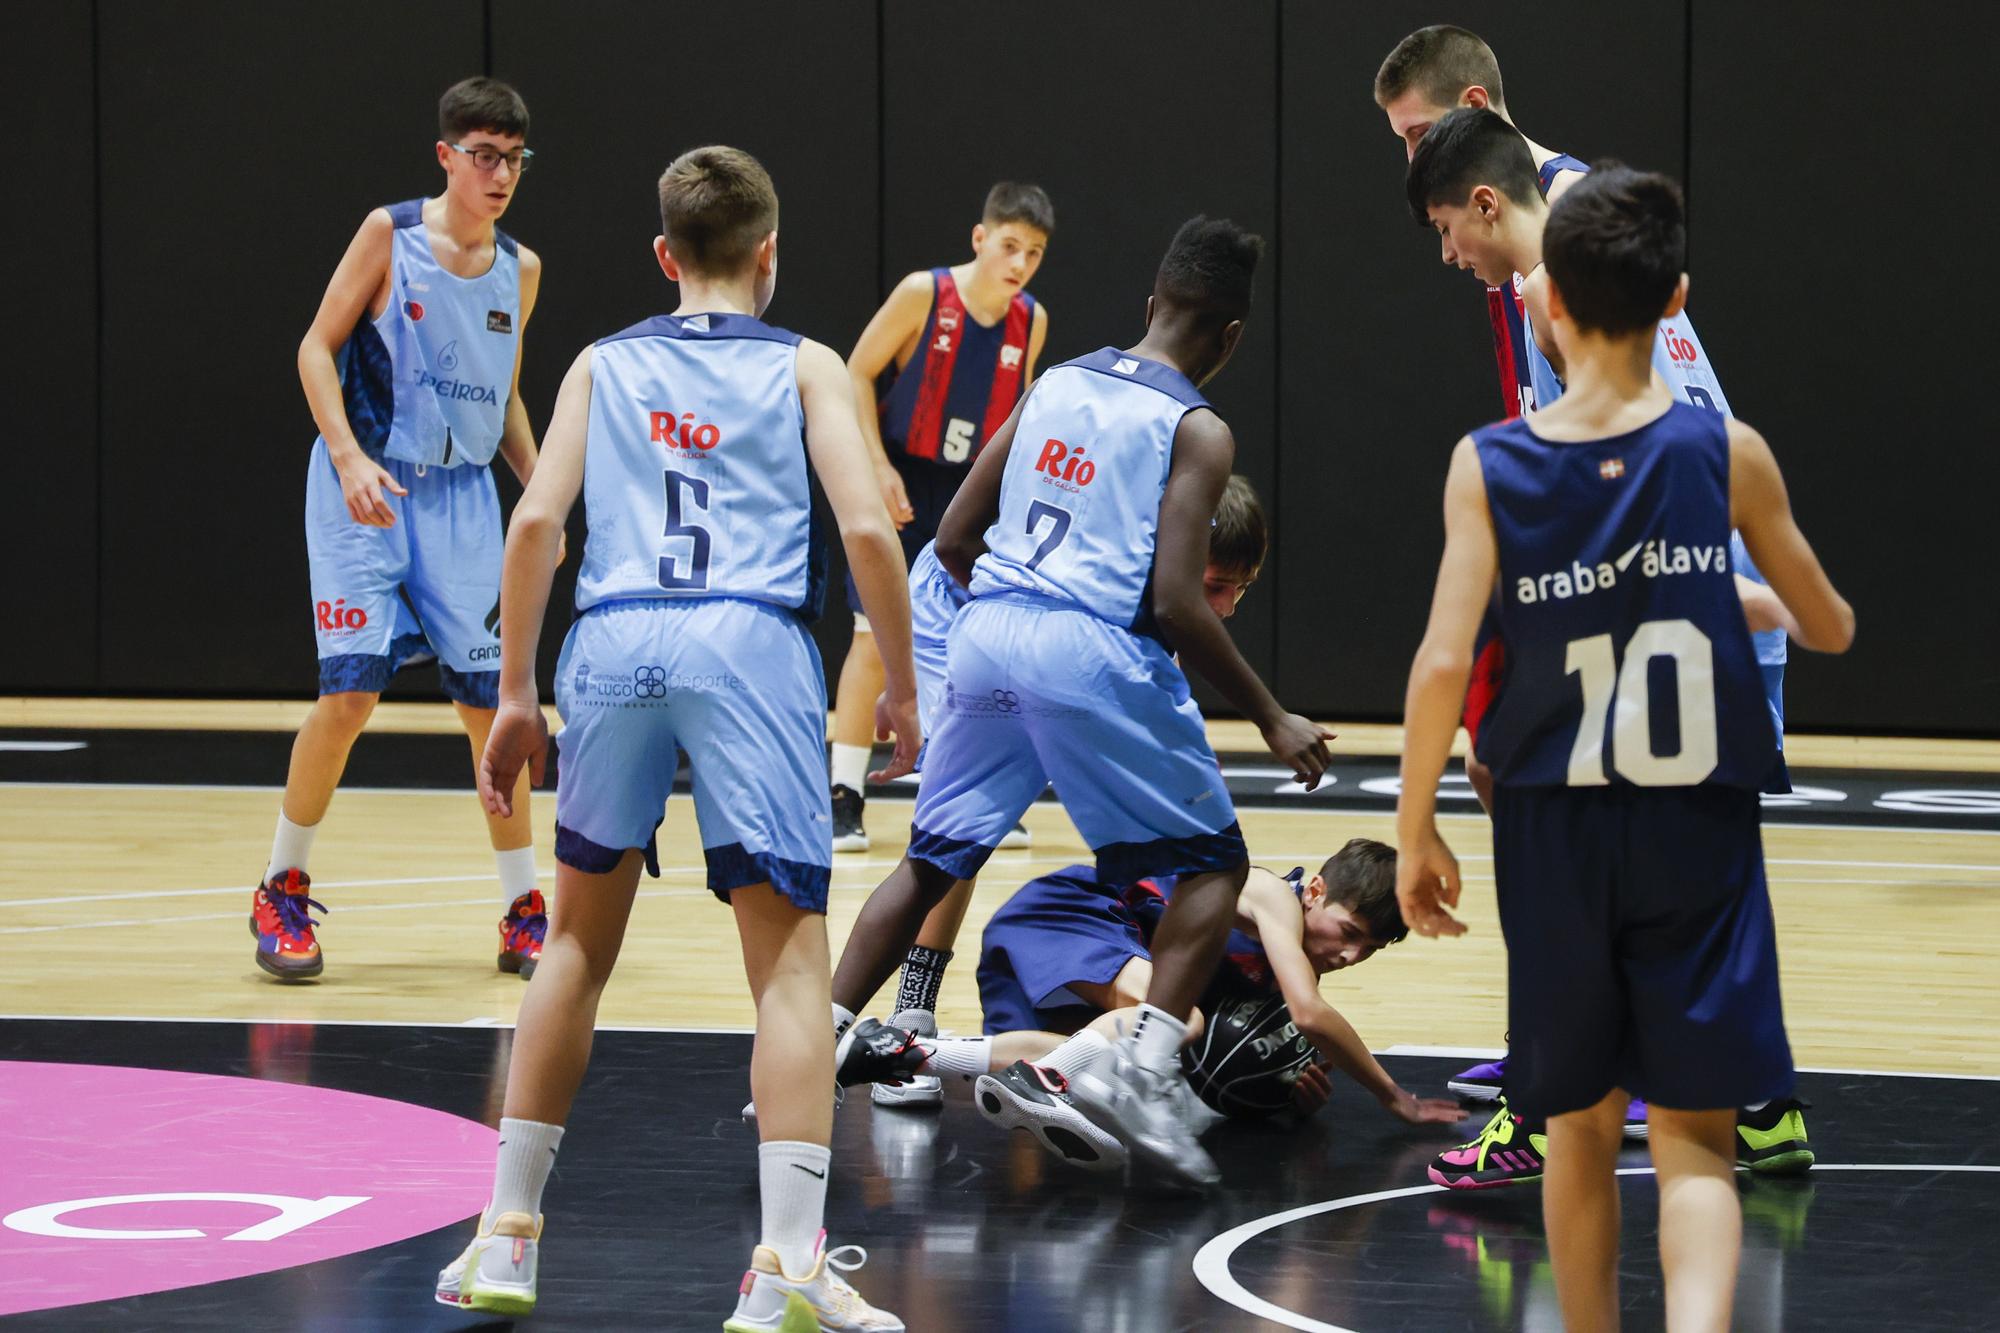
[405, 300, 425, 321]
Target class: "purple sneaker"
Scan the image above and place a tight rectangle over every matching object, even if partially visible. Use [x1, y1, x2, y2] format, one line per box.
[1624, 1097, 1649, 1140]
[1447, 1056, 1506, 1103]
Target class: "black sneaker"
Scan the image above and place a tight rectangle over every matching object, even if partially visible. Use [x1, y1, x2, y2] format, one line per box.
[831, 783, 868, 853]
[975, 1061, 1126, 1172]
[834, 1017, 928, 1088]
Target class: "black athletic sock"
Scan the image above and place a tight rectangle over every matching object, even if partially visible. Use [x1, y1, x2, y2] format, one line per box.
[893, 945, 953, 1017]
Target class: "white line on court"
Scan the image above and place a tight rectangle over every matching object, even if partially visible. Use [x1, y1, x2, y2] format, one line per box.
[1191, 1163, 2000, 1332]
[9, 779, 2000, 839]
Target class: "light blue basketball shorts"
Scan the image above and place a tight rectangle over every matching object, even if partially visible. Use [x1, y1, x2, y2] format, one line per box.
[304, 439, 501, 706]
[908, 542, 968, 742]
[552, 597, 833, 912]
[909, 592, 1246, 883]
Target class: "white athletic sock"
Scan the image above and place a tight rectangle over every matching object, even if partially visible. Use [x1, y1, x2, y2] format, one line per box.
[1128, 1004, 1188, 1076]
[829, 743, 871, 793]
[487, 1117, 563, 1227]
[758, 1140, 830, 1277]
[265, 812, 317, 885]
[831, 1002, 856, 1039]
[1040, 1028, 1111, 1081]
[918, 1035, 992, 1082]
[495, 846, 538, 905]
[1742, 1099, 1770, 1113]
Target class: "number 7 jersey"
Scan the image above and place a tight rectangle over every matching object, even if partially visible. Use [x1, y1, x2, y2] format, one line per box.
[1472, 401, 1777, 790]
[574, 313, 824, 618]
[968, 348, 1210, 632]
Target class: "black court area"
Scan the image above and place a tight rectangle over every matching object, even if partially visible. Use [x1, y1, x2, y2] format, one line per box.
[3, 1018, 1993, 1332]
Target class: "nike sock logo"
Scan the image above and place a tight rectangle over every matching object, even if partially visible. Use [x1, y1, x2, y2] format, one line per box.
[793, 1164, 827, 1179]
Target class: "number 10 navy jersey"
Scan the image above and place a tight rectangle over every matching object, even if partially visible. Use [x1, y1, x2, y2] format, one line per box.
[575, 313, 823, 619]
[1472, 402, 1775, 790]
[969, 348, 1210, 631]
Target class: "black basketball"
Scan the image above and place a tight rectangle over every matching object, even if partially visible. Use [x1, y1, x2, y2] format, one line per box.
[1181, 989, 1318, 1119]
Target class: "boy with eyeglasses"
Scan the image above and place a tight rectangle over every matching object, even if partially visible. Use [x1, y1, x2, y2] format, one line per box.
[248, 77, 554, 983]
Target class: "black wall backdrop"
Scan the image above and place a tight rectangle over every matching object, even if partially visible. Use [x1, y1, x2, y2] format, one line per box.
[4, 1, 1992, 734]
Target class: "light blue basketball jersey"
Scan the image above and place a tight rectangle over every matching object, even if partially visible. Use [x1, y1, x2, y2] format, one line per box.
[330, 199, 520, 469]
[968, 348, 1209, 631]
[575, 312, 822, 619]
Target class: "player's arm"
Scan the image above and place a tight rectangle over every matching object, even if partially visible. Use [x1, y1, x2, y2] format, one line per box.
[1735, 574, 1801, 637]
[932, 396, 1026, 587]
[1023, 302, 1050, 387]
[478, 344, 591, 818]
[1728, 420, 1854, 653]
[1243, 878, 1463, 1126]
[493, 248, 564, 565]
[1519, 266, 1565, 380]
[298, 209, 407, 528]
[1153, 412, 1332, 788]
[801, 338, 921, 780]
[847, 271, 933, 529]
[1395, 437, 1498, 939]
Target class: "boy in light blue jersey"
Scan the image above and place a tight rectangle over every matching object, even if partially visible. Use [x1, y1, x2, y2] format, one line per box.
[434, 146, 915, 1331]
[250, 78, 552, 983]
[828, 218, 1333, 1190]
[861, 477, 1273, 1112]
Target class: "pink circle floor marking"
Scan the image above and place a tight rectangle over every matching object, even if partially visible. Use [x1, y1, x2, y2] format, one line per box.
[0, 1060, 496, 1316]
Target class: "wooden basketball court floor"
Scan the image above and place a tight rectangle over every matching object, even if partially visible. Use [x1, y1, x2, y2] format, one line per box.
[4, 698, 1998, 1329]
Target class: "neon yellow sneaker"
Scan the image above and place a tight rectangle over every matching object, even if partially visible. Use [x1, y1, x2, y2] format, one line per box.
[1428, 1100, 1548, 1189]
[1737, 1098, 1814, 1175]
[434, 1210, 540, 1316]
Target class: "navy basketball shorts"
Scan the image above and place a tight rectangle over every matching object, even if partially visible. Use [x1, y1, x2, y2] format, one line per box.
[551, 597, 832, 912]
[908, 593, 1246, 883]
[1492, 783, 1796, 1119]
[844, 454, 965, 619]
[304, 440, 502, 707]
[976, 869, 1151, 1035]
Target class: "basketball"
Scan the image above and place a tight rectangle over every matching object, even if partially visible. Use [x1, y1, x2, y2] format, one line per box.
[1182, 989, 1320, 1119]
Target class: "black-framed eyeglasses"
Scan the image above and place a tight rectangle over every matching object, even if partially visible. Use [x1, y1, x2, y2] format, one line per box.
[449, 143, 534, 174]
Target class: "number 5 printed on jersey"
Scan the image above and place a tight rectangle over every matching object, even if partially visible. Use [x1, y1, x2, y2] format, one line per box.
[658, 469, 712, 590]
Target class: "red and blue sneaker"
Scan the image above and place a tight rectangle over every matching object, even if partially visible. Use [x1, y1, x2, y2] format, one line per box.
[1429, 1101, 1548, 1189]
[249, 869, 325, 981]
[498, 890, 546, 979]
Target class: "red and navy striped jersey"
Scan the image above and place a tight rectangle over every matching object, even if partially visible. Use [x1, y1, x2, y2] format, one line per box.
[878, 268, 1035, 467]
[1481, 152, 1589, 420]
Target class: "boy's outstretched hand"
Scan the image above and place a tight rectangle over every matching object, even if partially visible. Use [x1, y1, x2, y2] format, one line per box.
[1384, 1086, 1468, 1126]
[479, 700, 550, 817]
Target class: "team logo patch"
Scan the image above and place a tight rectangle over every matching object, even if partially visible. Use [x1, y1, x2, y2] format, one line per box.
[999, 345, 1024, 369]
[405, 301, 425, 321]
[936, 307, 961, 332]
[487, 309, 512, 334]
[1600, 458, 1625, 480]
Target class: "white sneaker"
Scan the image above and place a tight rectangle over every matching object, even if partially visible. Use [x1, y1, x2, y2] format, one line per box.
[1069, 1036, 1219, 1190]
[871, 1008, 943, 1109]
[723, 1232, 904, 1332]
[434, 1210, 540, 1316]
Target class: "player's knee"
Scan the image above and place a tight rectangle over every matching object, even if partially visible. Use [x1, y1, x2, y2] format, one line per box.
[314, 690, 378, 734]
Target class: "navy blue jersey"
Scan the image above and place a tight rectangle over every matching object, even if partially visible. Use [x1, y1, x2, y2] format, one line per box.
[879, 269, 1035, 466]
[1472, 403, 1776, 789]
